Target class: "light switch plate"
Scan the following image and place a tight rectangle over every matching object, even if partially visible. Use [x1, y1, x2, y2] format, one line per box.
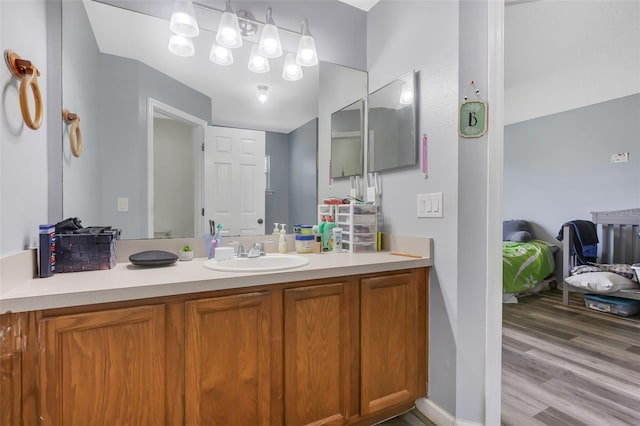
[417, 192, 443, 218]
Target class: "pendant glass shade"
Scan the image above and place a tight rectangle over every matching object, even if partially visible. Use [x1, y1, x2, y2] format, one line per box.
[258, 8, 282, 58]
[210, 42, 233, 65]
[399, 82, 414, 105]
[170, 0, 199, 37]
[216, 0, 243, 49]
[168, 34, 195, 57]
[256, 85, 269, 104]
[296, 19, 318, 66]
[248, 45, 270, 73]
[282, 53, 303, 81]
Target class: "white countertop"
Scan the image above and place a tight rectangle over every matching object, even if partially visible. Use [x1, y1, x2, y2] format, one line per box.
[0, 252, 431, 313]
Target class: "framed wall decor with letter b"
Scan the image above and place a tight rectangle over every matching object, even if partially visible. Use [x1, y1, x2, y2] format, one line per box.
[459, 100, 488, 138]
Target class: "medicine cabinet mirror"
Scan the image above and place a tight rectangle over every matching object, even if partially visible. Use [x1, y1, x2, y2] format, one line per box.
[330, 99, 364, 178]
[368, 71, 417, 173]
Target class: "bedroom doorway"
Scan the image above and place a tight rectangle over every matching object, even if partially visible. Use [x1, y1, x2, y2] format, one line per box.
[501, 1, 640, 424]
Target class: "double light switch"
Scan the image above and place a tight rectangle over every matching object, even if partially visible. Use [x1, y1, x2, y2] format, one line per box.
[417, 192, 443, 218]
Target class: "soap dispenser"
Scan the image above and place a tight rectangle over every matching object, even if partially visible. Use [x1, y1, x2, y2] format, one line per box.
[272, 222, 280, 235]
[279, 224, 287, 253]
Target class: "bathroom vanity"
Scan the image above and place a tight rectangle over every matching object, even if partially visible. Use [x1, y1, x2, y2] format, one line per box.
[0, 251, 430, 426]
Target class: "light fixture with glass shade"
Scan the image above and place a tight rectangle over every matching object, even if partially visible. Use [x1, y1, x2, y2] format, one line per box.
[399, 82, 414, 105]
[216, 0, 243, 49]
[248, 45, 270, 73]
[296, 18, 318, 67]
[282, 53, 303, 81]
[167, 0, 319, 79]
[210, 42, 233, 65]
[258, 7, 282, 58]
[168, 34, 195, 57]
[170, 0, 199, 37]
[256, 85, 269, 104]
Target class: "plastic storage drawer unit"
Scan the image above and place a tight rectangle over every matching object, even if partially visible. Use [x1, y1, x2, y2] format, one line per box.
[583, 294, 640, 317]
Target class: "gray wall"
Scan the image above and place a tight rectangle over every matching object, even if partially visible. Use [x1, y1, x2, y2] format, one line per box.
[289, 118, 318, 227]
[0, 0, 50, 257]
[367, 0, 461, 417]
[504, 94, 640, 243]
[265, 131, 290, 232]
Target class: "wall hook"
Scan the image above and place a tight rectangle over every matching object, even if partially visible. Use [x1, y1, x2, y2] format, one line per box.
[4, 50, 43, 130]
[63, 109, 83, 157]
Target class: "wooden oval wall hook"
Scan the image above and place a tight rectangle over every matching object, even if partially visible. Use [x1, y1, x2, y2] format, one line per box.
[63, 109, 83, 157]
[5, 50, 43, 130]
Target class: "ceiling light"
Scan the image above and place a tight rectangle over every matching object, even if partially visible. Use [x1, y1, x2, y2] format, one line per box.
[216, 0, 243, 49]
[282, 53, 303, 81]
[210, 42, 233, 65]
[296, 18, 318, 67]
[248, 45, 270, 73]
[258, 7, 282, 58]
[170, 0, 199, 37]
[399, 82, 414, 105]
[256, 85, 269, 104]
[168, 34, 195, 57]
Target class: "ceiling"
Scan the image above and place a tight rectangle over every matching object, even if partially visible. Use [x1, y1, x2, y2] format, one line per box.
[84, 0, 320, 133]
[337, 0, 379, 12]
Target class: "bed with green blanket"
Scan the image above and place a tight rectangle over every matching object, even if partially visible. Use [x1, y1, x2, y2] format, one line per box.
[503, 240, 555, 294]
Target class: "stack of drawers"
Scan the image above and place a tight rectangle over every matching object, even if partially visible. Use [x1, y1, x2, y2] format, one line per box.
[335, 204, 378, 253]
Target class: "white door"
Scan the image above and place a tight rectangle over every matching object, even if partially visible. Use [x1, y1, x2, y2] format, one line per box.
[204, 126, 266, 236]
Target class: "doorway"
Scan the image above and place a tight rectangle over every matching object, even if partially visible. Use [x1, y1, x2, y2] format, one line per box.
[146, 98, 207, 239]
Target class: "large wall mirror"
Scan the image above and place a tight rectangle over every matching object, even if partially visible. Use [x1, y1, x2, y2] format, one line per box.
[368, 71, 417, 173]
[330, 99, 364, 178]
[61, 0, 367, 239]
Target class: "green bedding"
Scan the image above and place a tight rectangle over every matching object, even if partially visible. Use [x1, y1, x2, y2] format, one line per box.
[502, 240, 555, 293]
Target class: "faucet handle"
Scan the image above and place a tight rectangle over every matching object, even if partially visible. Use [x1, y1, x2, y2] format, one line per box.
[252, 242, 265, 256]
[236, 242, 247, 257]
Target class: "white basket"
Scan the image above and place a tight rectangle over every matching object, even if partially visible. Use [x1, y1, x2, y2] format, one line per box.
[632, 263, 640, 282]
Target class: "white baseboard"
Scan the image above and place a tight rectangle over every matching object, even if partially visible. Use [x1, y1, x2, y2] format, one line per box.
[415, 397, 484, 426]
[416, 397, 455, 426]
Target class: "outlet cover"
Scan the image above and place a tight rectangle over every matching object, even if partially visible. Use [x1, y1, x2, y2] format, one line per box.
[117, 197, 129, 212]
[610, 152, 629, 163]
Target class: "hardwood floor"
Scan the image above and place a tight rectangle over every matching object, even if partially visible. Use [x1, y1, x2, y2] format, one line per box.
[502, 290, 640, 426]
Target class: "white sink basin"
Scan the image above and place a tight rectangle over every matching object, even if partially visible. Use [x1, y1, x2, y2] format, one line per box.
[204, 253, 310, 272]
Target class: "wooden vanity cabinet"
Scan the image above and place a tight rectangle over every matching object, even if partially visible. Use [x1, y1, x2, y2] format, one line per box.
[360, 272, 425, 417]
[185, 292, 274, 426]
[4, 267, 428, 426]
[38, 305, 167, 426]
[283, 280, 359, 425]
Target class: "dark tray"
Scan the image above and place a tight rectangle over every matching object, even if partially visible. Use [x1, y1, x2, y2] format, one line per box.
[129, 250, 178, 266]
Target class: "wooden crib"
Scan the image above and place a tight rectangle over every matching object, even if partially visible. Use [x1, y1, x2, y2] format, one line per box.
[562, 208, 640, 305]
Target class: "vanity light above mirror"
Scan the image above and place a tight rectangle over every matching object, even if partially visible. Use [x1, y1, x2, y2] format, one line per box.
[167, 0, 317, 82]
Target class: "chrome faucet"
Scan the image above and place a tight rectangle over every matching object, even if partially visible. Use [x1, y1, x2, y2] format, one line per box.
[247, 242, 264, 258]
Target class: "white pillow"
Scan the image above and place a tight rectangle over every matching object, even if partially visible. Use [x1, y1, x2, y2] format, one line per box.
[565, 272, 639, 293]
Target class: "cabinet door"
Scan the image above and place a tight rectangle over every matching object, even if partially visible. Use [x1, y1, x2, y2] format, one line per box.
[284, 282, 356, 426]
[1, 313, 21, 426]
[185, 292, 272, 426]
[39, 305, 166, 425]
[361, 273, 419, 415]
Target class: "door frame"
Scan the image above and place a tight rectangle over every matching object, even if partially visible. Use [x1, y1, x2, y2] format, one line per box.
[146, 98, 208, 239]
